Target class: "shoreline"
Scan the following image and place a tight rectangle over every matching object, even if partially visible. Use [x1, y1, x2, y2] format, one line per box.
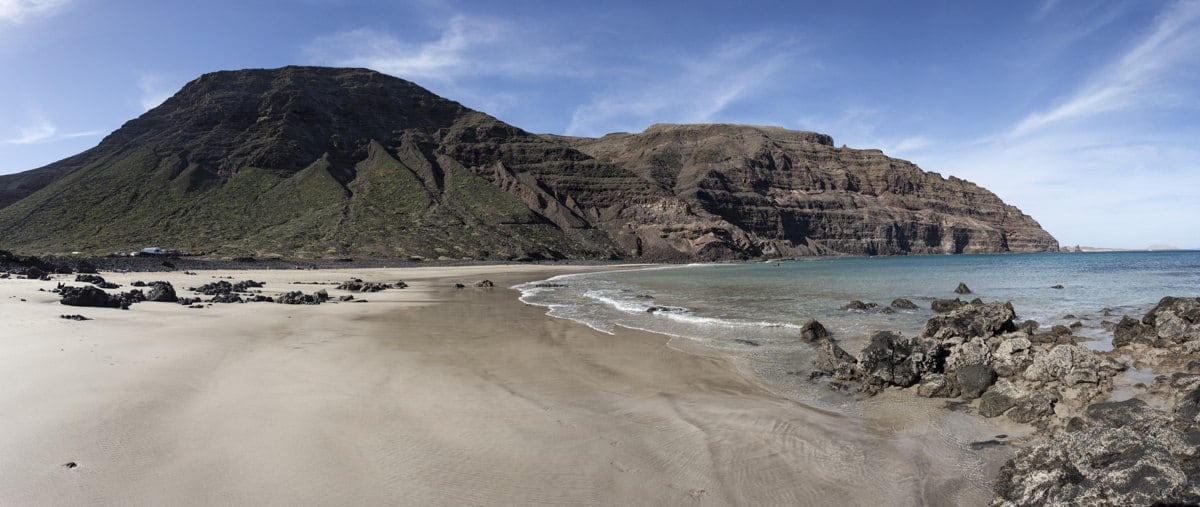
[0, 263, 1010, 505]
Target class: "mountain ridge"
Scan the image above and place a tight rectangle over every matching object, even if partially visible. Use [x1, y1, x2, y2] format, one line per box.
[0, 66, 1058, 260]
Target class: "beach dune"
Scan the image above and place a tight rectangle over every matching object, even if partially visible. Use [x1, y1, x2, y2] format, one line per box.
[0, 265, 1004, 505]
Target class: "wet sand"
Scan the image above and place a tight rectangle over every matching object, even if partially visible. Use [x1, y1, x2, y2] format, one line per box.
[0, 265, 1013, 505]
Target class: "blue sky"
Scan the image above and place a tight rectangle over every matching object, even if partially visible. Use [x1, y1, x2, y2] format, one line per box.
[1, 0, 1198, 249]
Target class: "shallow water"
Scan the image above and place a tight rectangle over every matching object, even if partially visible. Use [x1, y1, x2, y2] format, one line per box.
[515, 251, 1200, 498]
[518, 251, 1200, 355]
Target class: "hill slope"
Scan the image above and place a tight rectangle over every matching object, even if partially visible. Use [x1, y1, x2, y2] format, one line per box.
[0, 66, 1058, 259]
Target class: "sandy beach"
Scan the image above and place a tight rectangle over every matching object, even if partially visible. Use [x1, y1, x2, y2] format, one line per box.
[0, 264, 1014, 506]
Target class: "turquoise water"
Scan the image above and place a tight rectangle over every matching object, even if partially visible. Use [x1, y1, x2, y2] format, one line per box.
[517, 251, 1200, 354]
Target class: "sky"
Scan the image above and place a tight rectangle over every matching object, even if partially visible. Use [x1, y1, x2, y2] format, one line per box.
[1, 0, 1197, 249]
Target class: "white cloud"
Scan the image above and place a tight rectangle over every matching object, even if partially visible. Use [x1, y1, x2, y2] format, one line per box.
[3, 113, 55, 144]
[305, 15, 581, 84]
[1010, 0, 1200, 138]
[0, 0, 69, 23]
[565, 36, 798, 137]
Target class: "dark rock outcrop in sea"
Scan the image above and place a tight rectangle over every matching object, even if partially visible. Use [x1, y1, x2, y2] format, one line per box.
[0, 66, 1057, 260]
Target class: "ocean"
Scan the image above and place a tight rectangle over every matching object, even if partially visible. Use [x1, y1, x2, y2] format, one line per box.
[517, 251, 1200, 399]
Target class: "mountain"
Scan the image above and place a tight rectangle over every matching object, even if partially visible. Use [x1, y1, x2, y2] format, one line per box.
[0, 66, 1058, 260]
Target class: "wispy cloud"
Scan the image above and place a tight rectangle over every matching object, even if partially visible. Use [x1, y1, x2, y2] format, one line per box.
[3, 113, 55, 144]
[137, 73, 177, 111]
[2, 111, 101, 145]
[305, 15, 581, 84]
[0, 0, 70, 23]
[1010, 0, 1200, 138]
[565, 36, 799, 136]
[911, 1, 1200, 249]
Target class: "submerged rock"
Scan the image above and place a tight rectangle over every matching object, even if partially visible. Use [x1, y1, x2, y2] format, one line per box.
[799, 319, 829, 342]
[890, 298, 918, 310]
[954, 282, 972, 294]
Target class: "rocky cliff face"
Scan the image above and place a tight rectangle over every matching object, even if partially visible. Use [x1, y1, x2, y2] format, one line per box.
[0, 66, 1058, 259]
[554, 124, 1058, 257]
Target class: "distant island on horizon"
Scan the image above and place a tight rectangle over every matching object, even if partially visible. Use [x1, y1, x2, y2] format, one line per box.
[0, 66, 1059, 261]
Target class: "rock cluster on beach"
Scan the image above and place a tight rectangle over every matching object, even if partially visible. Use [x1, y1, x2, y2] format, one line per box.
[809, 294, 1200, 506]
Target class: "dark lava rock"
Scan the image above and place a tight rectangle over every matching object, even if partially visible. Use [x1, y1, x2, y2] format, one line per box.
[799, 319, 829, 342]
[841, 300, 877, 311]
[1108, 314, 1147, 346]
[954, 282, 972, 294]
[475, 280, 495, 288]
[210, 293, 243, 304]
[130, 281, 147, 287]
[24, 266, 46, 280]
[994, 427, 1199, 506]
[1050, 324, 1072, 336]
[59, 314, 91, 321]
[74, 274, 119, 289]
[931, 298, 966, 313]
[454, 283, 466, 289]
[59, 286, 126, 309]
[1069, 321, 1083, 329]
[1017, 320, 1040, 334]
[146, 281, 177, 302]
[890, 298, 918, 310]
[1007, 392, 1057, 424]
[1050, 284, 1064, 289]
[978, 388, 1017, 418]
[177, 297, 200, 305]
[276, 290, 328, 305]
[192, 280, 265, 296]
[881, 306, 895, 314]
[921, 301, 1017, 340]
[957, 363, 997, 400]
[733, 339, 760, 347]
[336, 279, 393, 292]
[533, 283, 567, 288]
[857, 331, 942, 391]
[808, 339, 858, 381]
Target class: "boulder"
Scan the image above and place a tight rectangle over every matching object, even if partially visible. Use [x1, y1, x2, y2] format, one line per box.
[75, 274, 119, 289]
[1111, 316, 1151, 347]
[146, 282, 177, 303]
[954, 282, 972, 294]
[890, 298, 918, 310]
[921, 301, 1017, 340]
[1143, 296, 1200, 345]
[931, 298, 966, 313]
[841, 300, 876, 311]
[992, 336, 1033, 377]
[1085, 398, 1199, 460]
[857, 331, 942, 391]
[916, 373, 957, 398]
[336, 279, 393, 292]
[475, 280, 495, 288]
[276, 290, 329, 305]
[807, 339, 858, 381]
[798, 319, 829, 342]
[59, 286, 125, 309]
[957, 363, 997, 400]
[993, 427, 1199, 506]
[1007, 392, 1057, 424]
[978, 380, 1020, 418]
[1023, 345, 1101, 386]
